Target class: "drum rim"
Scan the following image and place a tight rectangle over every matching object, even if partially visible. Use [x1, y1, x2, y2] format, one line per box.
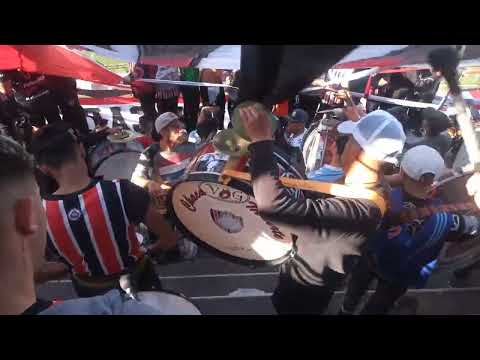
[169, 172, 292, 267]
[137, 289, 202, 314]
[91, 150, 143, 173]
[89, 139, 144, 172]
[302, 120, 330, 172]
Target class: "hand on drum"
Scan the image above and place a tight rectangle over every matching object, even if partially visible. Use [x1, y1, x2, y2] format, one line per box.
[239, 105, 274, 143]
[466, 172, 480, 208]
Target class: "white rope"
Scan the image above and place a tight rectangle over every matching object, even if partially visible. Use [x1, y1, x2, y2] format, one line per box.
[136, 78, 238, 89]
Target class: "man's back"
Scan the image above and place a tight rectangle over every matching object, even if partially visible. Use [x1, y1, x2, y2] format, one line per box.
[43, 178, 148, 277]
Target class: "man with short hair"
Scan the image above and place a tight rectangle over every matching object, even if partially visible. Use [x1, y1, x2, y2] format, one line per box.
[240, 106, 405, 314]
[307, 133, 348, 183]
[0, 135, 178, 315]
[405, 108, 452, 158]
[283, 108, 308, 149]
[339, 145, 480, 315]
[31, 122, 177, 297]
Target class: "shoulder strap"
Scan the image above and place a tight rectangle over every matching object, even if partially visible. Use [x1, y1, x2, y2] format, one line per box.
[221, 169, 387, 216]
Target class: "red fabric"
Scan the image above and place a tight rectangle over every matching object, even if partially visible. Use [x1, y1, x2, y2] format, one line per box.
[334, 56, 402, 70]
[79, 95, 185, 106]
[45, 200, 89, 274]
[377, 67, 430, 74]
[80, 96, 139, 106]
[136, 136, 154, 149]
[469, 89, 480, 99]
[82, 185, 123, 274]
[273, 101, 289, 116]
[0, 45, 123, 86]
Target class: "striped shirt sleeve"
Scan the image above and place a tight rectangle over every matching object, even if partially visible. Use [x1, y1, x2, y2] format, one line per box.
[119, 180, 151, 225]
[131, 146, 155, 182]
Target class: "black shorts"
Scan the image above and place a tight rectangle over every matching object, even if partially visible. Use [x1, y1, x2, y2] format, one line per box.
[271, 261, 345, 315]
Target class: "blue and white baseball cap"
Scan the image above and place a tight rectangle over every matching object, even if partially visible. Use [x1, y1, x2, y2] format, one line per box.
[337, 110, 406, 164]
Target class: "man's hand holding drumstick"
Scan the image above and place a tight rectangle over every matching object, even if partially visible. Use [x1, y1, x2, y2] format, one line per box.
[336, 89, 366, 122]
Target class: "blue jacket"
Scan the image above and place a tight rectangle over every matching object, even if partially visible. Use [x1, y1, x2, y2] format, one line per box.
[369, 187, 453, 288]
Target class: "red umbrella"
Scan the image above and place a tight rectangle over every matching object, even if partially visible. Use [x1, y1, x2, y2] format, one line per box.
[0, 45, 123, 86]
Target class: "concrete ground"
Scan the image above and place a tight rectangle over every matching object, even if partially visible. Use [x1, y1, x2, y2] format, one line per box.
[36, 245, 480, 315]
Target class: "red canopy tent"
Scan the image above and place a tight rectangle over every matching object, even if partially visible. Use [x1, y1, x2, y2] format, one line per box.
[334, 45, 480, 70]
[0, 45, 123, 86]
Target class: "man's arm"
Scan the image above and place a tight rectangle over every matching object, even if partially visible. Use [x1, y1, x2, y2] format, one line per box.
[143, 205, 177, 253]
[385, 173, 403, 187]
[249, 140, 381, 227]
[239, 105, 382, 228]
[131, 150, 153, 188]
[121, 180, 177, 253]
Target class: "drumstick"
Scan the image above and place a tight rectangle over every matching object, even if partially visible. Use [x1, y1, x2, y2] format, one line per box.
[221, 169, 386, 215]
[219, 156, 249, 185]
[333, 89, 356, 108]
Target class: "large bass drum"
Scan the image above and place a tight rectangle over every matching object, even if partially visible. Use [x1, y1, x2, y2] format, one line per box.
[88, 139, 144, 180]
[434, 173, 480, 271]
[137, 290, 202, 315]
[170, 146, 315, 265]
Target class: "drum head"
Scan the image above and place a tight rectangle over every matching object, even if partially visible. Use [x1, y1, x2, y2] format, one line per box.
[95, 152, 142, 180]
[137, 291, 201, 315]
[90, 140, 144, 180]
[171, 172, 297, 265]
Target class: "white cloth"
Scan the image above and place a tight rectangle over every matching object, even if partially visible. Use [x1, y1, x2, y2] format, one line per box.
[188, 130, 202, 144]
[284, 129, 306, 149]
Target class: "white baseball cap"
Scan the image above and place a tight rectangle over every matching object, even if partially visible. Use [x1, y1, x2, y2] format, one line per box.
[401, 145, 445, 181]
[155, 112, 179, 133]
[337, 110, 406, 164]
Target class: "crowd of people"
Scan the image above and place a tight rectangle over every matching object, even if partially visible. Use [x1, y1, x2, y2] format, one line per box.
[2, 63, 480, 315]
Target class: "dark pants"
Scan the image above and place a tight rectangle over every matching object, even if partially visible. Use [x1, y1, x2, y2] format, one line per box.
[200, 87, 226, 130]
[181, 86, 200, 132]
[58, 99, 89, 135]
[342, 254, 408, 315]
[271, 262, 344, 315]
[138, 92, 158, 120]
[71, 258, 163, 298]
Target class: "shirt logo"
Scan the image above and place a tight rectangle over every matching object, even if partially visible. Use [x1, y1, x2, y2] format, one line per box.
[68, 208, 82, 222]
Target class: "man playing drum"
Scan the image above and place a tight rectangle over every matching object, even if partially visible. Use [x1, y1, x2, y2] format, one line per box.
[30, 122, 178, 298]
[131, 112, 198, 260]
[239, 105, 404, 314]
[340, 146, 480, 315]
